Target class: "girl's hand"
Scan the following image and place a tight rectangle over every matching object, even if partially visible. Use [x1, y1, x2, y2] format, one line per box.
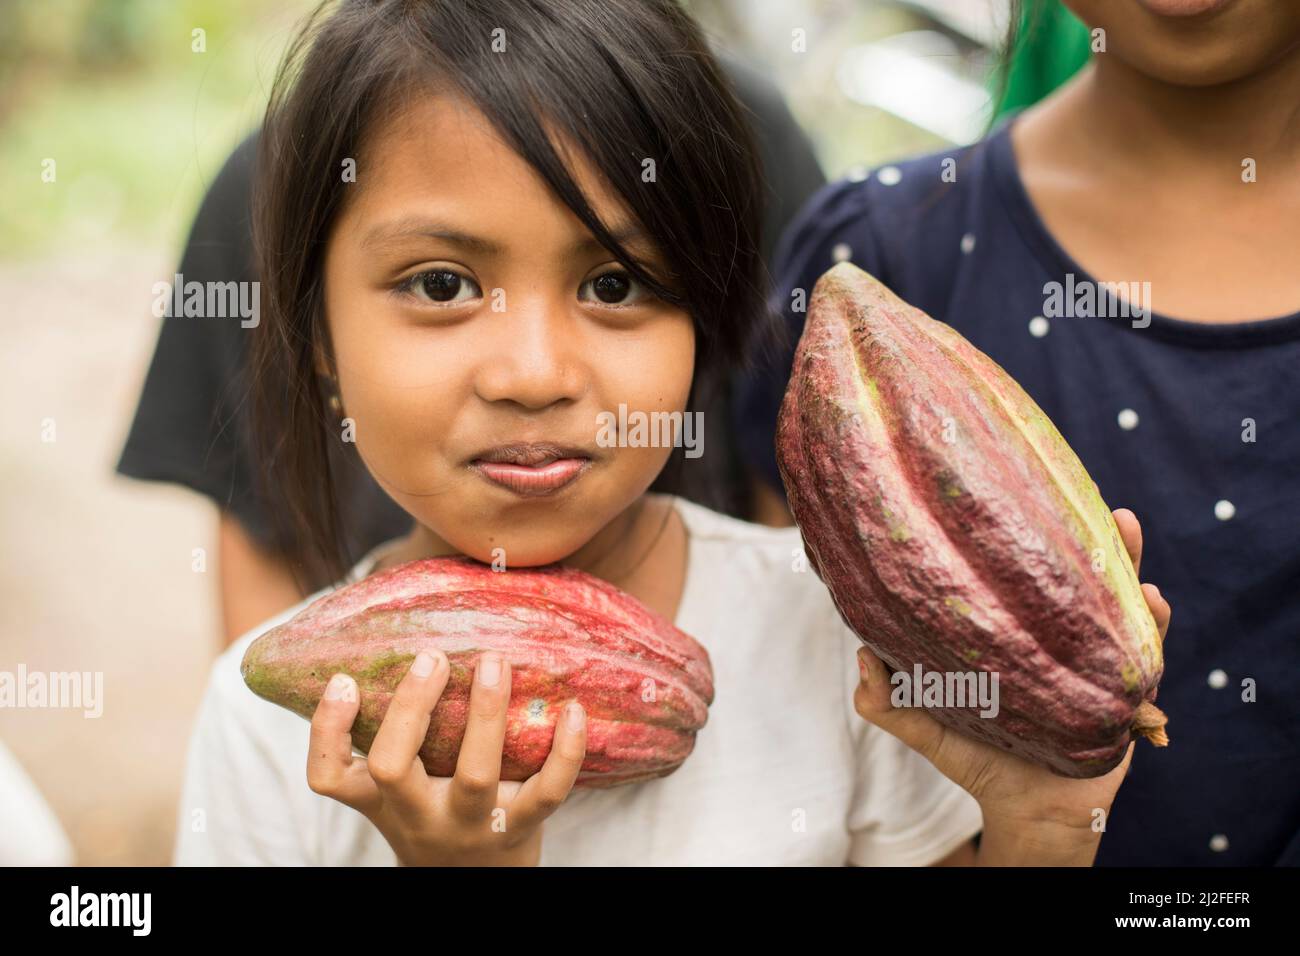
[852, 508, 1172, 864]
[305, 651, 587, 866]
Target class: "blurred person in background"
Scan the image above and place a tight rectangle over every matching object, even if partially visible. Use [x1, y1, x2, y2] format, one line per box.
[735, 0, 1300, 865]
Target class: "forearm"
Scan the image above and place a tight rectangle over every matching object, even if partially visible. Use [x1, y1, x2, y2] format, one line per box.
[217, 512, 306, 646]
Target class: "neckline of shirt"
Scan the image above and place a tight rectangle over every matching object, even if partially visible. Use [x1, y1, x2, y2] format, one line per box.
[986, 118, 1300, 349]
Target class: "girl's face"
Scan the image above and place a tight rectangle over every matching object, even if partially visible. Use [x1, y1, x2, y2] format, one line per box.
[322, 91, 695, 567]
[1065, 1, 1300, 85]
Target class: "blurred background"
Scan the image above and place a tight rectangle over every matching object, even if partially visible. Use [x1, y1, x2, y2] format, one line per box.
[0, 0, 1085, 864]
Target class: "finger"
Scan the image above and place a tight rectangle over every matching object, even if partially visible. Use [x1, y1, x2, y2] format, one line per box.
[511, 701, 587, 829]
[365, 650, 451, 810]
[449, 653, 511, 821]
[1141, 582, 1171, 642]
[853, 647, 967, 776]
[307, 673, 381, 813]
[1112, 508, 1142, 576]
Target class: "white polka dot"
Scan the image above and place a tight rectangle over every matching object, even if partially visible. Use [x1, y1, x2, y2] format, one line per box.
[960, 233, 976, 254]
[831, 243, 852, 263]
[846, 165, 869, 183]
[1209, 834, 1229, 852]
[1214, 499, 1236, 521]
[876, 165, 902, 186]
[1028, 316, 1050, 338]
[1117, 408, 1139, 430]
[1208, 669, 1228, 689]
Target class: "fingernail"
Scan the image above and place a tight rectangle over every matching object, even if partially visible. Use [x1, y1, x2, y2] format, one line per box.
[325, 673, 356, 702]
[411, 651, 435, 678]
[566, 701, 585, 732]
[478, 654, 501, 687]
[857, 649, 870, 682]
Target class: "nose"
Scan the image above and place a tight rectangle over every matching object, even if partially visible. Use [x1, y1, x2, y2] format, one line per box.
[472, 292, 587, 411]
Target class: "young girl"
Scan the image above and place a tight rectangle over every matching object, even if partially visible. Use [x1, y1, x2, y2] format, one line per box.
[737, 0, 1296, 865]
[174, 0, 1169, 866]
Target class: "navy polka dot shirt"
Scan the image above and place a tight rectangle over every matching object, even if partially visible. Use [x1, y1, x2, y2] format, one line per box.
[734, 122, 1300, 866]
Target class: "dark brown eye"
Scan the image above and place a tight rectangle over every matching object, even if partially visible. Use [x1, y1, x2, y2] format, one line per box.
[592, 272, 629, 303]
[583, 270, 647, 306]
[420, 270, 463, 301]
[401, 269, 480, 305]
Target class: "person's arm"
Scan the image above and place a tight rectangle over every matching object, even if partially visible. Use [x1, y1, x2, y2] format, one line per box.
[217, 512, 306, 647]
[932, 839, 978, 866]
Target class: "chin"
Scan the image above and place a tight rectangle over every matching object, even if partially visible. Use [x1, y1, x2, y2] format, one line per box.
[1074, 0, 1300, 87]
[441, 522, 596, 569]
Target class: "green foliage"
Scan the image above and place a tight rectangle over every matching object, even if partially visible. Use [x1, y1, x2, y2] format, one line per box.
[0, 0, 314, 258]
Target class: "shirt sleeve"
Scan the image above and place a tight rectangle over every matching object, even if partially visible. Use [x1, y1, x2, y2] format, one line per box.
[173, 649, 316, 866]
[838, 618, 985, 867]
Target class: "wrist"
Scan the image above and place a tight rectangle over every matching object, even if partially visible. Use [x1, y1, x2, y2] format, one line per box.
[975, 811, 1102, 866]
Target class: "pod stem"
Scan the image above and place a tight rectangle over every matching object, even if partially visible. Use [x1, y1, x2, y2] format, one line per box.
[1132, 701, 1169, 747]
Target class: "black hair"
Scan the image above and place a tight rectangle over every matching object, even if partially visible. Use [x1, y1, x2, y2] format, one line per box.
[251, 0, 767, 589]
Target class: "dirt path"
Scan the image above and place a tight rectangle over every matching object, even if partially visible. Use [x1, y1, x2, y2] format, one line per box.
[0, 245, 219, 865]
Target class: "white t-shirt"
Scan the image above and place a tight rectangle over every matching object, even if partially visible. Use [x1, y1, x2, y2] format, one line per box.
[174, 496, 983, 866]
[0, 739, 75, 866]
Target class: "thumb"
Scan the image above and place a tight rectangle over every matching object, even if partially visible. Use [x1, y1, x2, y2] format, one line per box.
[853, 647, 951, 767]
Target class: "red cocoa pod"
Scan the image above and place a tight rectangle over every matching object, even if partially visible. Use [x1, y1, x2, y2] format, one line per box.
[242, 556, 714, 788]
[776, 262, 1166, 778]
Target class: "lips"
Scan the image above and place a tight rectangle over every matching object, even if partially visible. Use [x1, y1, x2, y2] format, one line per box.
[1137, 0, 1231, 17]
[469, 442, 592, 497]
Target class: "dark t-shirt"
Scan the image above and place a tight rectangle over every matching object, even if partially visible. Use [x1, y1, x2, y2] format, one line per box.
[734, 122, 1300, 866]
[115, 57, 826, 582]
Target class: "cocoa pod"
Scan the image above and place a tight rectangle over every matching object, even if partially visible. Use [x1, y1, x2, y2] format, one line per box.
[776, 262, 1166, 778]
[242, 557, 714, 788]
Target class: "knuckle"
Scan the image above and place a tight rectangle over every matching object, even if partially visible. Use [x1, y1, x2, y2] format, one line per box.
[382, 698, 417, 730]
[852, 684, 875, 720]
[558, 740, 587, 764]
[456, 767, 496, 796]
[531, 788, 565, 815]
[367, 755, 407, 787]
[306, 768, 336, 797]
[471, 690, 506, 721]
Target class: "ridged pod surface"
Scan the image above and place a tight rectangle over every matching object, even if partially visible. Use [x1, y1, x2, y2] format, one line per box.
[776, 262, 1166, 778]
[242, 557, 714, 788]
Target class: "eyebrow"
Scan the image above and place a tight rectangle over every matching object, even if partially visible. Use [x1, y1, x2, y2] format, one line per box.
[359, 216, 651, 258]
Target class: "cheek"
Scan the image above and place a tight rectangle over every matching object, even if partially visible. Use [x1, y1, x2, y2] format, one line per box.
[597, 311, 696, 413]
[324, 280, 471, 494]
[592, 310, 697, 476]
